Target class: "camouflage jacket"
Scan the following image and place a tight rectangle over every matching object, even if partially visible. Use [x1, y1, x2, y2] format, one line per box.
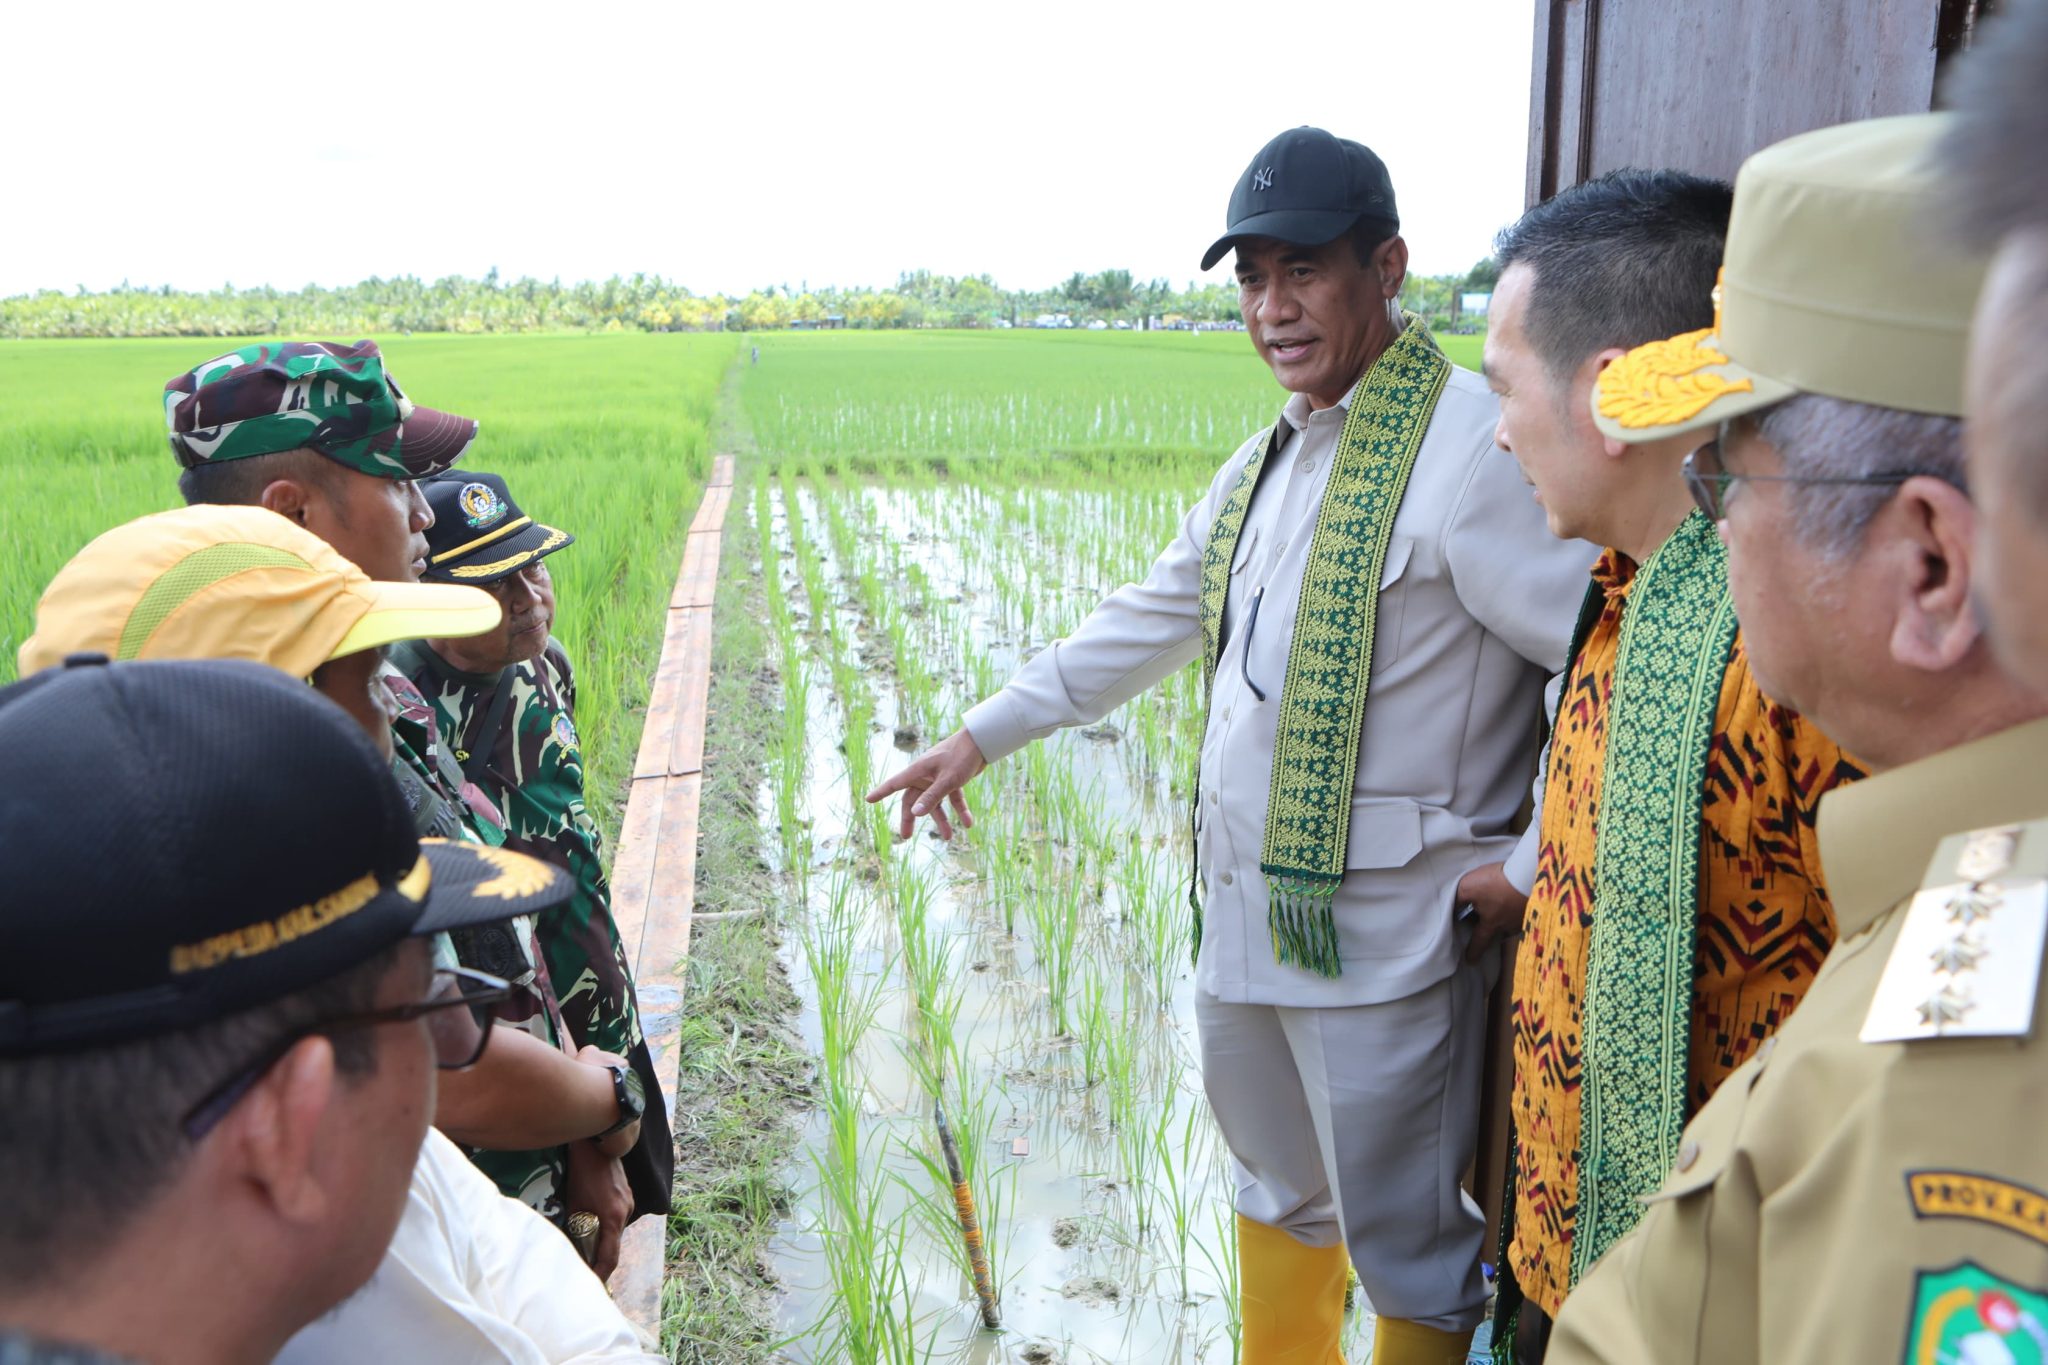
[389, 641, 643, 1060]
[377, 665, 571, 1221]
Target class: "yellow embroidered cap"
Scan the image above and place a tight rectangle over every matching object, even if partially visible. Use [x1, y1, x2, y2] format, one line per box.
[1593, 114, 1989, 444]
[19, 505, 503, 678]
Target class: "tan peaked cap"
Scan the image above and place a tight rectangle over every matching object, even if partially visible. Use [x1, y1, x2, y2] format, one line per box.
[1593, 113, 1991, 444]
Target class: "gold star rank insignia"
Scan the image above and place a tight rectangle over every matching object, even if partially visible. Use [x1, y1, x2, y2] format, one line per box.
[1917, 985, 1976, 1029]
[1945, 887, 2001, 926]
[1929, 936, 1987, 975]
[1862, 825, 2048, 1043]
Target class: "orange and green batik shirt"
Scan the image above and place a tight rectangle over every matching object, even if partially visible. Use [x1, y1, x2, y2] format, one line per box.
[1507, 548, 1862, 1317]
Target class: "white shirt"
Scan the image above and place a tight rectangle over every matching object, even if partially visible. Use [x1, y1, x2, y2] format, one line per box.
[965, 359, 1596, 1007]
[276, 1131, 661, 1365]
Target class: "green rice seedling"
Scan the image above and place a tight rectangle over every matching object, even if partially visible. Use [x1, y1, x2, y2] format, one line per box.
[784, 480, 831, 634]
[1077, 965, 1112, 1090]
[892, 862, 962, 1072]
[1113, 841, 1189, 1011]
[841, 689, 878, 843]
[806, 878, 889, 1163]
[1027, 870, 1084, 1040]
[1152, 1084, 1209, 1305]
[1103, 975, 1158, 1234]
[808, 1131, 935, 1365]
[1042, 758, 1099, 851]
[772, 660, 812, 873]
[1198, 1205, 1244, 1365]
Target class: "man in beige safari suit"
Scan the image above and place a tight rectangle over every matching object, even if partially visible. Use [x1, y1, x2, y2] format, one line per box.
[872, 127, 1594, 1363]
[1549, 110, 2048, 1364]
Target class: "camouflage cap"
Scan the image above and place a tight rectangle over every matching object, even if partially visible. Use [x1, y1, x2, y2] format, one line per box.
[163, 340, 480, 479]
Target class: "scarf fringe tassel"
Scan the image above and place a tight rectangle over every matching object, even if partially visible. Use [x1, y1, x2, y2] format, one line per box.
[1263, 872, 1343, 979]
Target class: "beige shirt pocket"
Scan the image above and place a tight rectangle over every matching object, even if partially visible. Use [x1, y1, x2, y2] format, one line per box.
[1334, 800, 1429, 961]
[1344, 798, 1424, 872]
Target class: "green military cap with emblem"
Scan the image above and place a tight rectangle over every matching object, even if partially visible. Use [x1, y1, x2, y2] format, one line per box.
[1592, 113, 1990, 443]
[163, 340, 479, 479]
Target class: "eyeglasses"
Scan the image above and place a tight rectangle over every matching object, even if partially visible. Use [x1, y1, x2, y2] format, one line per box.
[180, 965, 512, 1141]
[1682, 424, 1935, 522]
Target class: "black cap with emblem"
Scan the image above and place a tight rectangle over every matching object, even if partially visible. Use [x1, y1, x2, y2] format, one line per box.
[0, 656, 573, 1056]
[1200, 126, 1400, 271]
[420, 470, 575, 585]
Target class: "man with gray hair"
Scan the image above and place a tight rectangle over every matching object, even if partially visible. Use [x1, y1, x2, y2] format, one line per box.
[1483, 169, 1860, 1361]
[1942, 0, 2048, 697]
[1548, 112, 2048, 1364]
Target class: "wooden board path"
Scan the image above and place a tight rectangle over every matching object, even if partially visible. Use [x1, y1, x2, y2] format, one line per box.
[606, 454, 734, 1335]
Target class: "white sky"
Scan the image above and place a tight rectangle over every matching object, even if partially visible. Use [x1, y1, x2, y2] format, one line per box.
[1, 1, 1534, 299]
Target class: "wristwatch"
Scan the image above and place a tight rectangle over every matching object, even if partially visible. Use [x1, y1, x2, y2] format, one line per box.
[593, 1061, 645, 1140]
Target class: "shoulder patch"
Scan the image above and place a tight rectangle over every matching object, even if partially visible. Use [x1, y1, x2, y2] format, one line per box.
[1910, 1172, 2048, 1251]
[1904, 1261, 2048, 1364]
[553, 713, 577, 750]
[1862, 822, 2048, 1044]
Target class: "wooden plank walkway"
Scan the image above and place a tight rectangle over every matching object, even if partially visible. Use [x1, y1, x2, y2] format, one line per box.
[606, 454, 735, 1335]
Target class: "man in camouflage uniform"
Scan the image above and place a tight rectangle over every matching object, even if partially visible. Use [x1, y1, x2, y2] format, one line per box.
[394, 469, 673, 1225]
[162, 344, 644, 1268]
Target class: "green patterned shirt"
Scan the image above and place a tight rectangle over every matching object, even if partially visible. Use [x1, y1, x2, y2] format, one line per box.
[378, 664, 570, 1221]
[390, 640, 643, 1060]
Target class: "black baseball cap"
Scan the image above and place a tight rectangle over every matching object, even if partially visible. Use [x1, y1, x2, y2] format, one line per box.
[1200, 126, 1401, 271]
[0, 657, 573, 1056]
[420, 471, 574, 585]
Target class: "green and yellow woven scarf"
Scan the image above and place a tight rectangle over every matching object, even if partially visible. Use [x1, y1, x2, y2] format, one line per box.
[1487, 511, 1740, 1360]
[1571, 509, 1740, 1280]
[1192, 317, 1449, 978]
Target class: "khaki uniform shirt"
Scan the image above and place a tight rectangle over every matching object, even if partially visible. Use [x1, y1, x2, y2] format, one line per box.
[964, 361, 1594, 1007]
[1550, 716, 2048, 1364]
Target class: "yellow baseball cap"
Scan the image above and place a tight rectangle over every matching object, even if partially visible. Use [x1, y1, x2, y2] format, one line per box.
[19, 505, 502, 678]
[1593, 114, 1990, 444]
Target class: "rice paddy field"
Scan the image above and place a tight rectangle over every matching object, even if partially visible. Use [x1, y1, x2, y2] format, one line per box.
[0, 325, 1487, 1364]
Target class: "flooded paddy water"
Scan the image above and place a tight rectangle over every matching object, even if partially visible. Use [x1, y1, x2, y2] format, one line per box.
[750, 465, 1391, 1364]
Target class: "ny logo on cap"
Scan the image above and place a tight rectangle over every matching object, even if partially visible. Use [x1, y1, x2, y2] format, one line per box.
[1252, 166, 1274, 191]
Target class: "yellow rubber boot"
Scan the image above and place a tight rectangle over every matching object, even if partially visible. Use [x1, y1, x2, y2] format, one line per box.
[1370, 1316, 1471, 1365]
[1238, 1213, 1348, 1364]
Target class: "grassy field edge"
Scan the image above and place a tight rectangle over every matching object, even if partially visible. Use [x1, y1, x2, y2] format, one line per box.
[659, 366, 811, 1363]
